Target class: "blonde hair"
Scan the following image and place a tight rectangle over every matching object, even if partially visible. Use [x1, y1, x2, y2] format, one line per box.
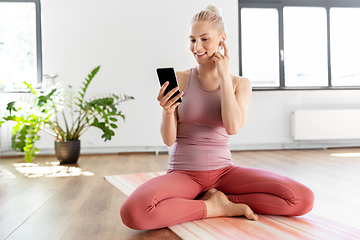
[191, 5, 226, 34]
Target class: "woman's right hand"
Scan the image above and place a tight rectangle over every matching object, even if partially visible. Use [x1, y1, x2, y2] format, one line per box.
[157, 81, 183, 114]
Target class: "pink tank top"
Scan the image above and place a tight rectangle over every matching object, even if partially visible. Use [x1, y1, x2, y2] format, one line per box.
[168, 67, 234, 171]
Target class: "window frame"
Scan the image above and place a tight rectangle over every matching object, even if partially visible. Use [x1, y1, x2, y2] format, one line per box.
[0, 0, 42, 92]
[239, 0, 360, 91]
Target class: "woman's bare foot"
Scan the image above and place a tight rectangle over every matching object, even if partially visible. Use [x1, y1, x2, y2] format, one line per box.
[197, 188, 218, 200]
[204, 190, 258, 221]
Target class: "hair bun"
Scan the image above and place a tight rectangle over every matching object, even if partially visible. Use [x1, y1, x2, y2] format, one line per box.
[205, 5, 222, 15]
[191, 5, 226, 34]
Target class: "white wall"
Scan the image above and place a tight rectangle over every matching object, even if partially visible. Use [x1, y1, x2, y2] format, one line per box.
[1, 0, 360, 155]
[38, 0, 240, 154]
[230, 90, 360, 150]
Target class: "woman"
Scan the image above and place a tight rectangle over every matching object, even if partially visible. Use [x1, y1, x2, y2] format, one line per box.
[120, 5, 314, 230]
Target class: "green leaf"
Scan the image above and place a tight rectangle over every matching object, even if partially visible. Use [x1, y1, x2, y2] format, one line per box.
[118, 112, 125, 120]
[109, 117, 117, 122]
[6, 101, 17, 114]
[14, 141, 26, 152]
[23, 82, 37, 95]
[110, 123, 117, 129]
[3, 115, 21, 122]
[76, 66, 101, 106]
[38, 88, 57, 107]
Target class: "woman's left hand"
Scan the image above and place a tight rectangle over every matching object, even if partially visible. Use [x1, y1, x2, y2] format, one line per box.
[212, 40, 230, 80]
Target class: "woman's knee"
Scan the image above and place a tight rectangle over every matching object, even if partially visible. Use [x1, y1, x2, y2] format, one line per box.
[120, 198, 147, 230]
[293, 186, 315, 216]
[120, 200, 136, 229]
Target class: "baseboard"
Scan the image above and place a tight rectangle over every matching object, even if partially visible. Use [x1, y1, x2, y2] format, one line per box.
[0, 145, 171, 157]
[1, 142, 360, 158]
[230, 141, 360, 151]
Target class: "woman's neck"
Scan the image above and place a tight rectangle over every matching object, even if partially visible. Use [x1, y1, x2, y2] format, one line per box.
[196, 63, 221, 91]
[196, 63, 219, 81]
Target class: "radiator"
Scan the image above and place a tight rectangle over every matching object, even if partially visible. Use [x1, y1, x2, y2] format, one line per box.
[291, 109, 360, 140]
[0, 111, 12, 152]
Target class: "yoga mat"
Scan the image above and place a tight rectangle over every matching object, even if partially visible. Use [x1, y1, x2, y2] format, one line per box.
[105, 172, 360, 240]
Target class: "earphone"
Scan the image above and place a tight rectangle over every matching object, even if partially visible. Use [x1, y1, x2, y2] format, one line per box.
[219, 39, 224, 53]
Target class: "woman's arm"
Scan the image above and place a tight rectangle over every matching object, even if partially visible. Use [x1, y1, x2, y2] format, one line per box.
[220, 76, 252, 135]
[160, 109, 178, 147]
[212, 41, 252, 135]
[158, 71, 188, 146]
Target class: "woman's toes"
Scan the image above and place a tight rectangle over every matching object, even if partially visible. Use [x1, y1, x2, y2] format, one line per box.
[244, 206, 258, 221]
[250, 213, 258, 221]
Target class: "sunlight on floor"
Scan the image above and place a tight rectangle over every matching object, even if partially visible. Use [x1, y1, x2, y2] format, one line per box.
[13, 162, 94, 178]
[331, 152, 360, 157]
[0, 169, 16, 179]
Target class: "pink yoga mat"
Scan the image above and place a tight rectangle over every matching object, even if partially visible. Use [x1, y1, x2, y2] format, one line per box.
[105, 172, 360, 240]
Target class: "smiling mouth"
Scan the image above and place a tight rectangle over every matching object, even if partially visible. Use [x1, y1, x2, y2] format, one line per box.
[195, 52, 206, 57]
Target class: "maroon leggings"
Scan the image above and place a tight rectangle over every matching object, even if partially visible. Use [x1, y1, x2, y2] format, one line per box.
[120, 165, 314, 230]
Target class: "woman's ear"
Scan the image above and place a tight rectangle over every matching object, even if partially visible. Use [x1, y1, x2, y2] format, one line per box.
[221, 33, 227, 43]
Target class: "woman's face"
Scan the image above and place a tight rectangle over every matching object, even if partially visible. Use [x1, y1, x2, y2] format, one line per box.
[189, 21, 224, 64]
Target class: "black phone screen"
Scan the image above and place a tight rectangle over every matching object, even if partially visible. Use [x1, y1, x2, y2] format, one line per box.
[156, 67, 182, 103]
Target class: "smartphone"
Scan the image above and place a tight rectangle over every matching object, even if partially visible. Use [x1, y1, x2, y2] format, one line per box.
[156, 67, 182, 103]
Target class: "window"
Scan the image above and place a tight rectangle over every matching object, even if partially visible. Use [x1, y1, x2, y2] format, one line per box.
[330, 8, 360, 87]
[239, 0, 360, 90]
[0, 0, 42, 92]
[284, 7, 328, 87]
[241, 8, 279, 87]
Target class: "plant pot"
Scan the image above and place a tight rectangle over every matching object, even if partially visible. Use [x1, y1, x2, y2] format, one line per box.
[55, 140, 81, 164]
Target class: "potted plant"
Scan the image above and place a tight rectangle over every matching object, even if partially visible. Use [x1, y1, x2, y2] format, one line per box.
[1, 66, 134, 164]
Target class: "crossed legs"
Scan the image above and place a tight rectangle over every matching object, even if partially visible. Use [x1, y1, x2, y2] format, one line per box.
[120, 166, 314, 230]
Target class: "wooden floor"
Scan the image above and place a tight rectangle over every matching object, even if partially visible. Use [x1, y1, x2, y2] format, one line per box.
[1, 148, 360, 240]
